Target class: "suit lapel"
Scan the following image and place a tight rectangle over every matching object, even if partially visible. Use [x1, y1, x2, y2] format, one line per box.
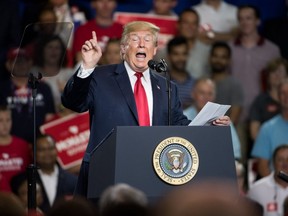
[114, 63, 138, 122]
[114, 64, 165, 125]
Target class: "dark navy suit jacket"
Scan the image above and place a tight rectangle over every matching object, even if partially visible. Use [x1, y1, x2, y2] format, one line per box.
[61, 62, 191, 196]
[37, 165, 78, 214]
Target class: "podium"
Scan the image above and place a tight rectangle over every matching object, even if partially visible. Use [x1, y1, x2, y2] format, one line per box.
[87, 126, 237, 202]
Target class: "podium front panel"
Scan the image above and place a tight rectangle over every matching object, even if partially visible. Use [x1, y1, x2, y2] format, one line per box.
[88, 126, 237, 201]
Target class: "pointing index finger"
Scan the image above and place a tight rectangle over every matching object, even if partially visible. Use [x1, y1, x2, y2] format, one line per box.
[92, 31, 97, 42]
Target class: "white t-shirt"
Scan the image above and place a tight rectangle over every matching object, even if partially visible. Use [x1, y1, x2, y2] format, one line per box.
[247, 173, 288, 216]
[193, 1, 238, 33]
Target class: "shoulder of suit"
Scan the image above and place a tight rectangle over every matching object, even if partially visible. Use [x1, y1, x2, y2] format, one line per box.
[93, 63, 120, 74]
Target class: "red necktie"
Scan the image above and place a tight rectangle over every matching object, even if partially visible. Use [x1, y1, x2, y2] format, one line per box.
[134, 72, 150, 126]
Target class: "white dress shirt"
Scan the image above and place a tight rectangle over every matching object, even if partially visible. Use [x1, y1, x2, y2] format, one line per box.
[38, 165, 59, 206]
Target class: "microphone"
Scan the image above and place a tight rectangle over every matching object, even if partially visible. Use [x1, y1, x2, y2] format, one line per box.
[148, 59, 167, 73]
[278, 171, 288, 183]
[148, 59, 171, 124]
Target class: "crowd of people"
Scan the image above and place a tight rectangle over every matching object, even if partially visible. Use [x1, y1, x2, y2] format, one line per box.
[0, 0, 288, 215]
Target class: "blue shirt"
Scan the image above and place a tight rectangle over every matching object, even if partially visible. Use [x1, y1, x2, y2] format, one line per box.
[173, 76, 195, 109]
[184, 106, 242, 159]
[252, 114, 288, 160]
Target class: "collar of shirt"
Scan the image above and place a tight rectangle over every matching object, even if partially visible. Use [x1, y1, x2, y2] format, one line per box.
[124, 61, 153, 125]
[124, 61, 151, 85]
[234, 35, 265, 47]
[38, 164, 59, 177]
[200, 0, 226, 12]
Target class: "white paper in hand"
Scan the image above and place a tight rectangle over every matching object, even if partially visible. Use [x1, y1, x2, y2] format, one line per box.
[189, 101, 231, 126]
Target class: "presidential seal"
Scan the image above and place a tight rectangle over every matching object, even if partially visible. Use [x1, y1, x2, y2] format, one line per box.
[152, 137, 199, 185]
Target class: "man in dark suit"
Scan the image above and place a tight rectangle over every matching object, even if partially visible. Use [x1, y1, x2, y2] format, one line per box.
[35, 134, 77, 214]
[62, 21, 230, 197]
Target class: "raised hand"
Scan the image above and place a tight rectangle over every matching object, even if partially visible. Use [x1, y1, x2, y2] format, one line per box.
[81, 31, 102, 69]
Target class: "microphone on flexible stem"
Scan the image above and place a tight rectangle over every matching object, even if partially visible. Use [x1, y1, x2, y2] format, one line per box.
[148, 59, 167, 73]
[148, 58, 171, 125]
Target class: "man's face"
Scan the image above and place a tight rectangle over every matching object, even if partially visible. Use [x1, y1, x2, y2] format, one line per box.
[0, 110, 12, 137]
[177, 12, 199, 40]
[122, 30, 157, 72]
[268, 64, 287, 89]
[104, 41, 121, 64]
[36, 137, 57, 170]
[43, 39, 63, 65]
[274, 148, 288, 175]
[210, 47, 230, 73]
[238, 8, 260, 35]
[279, 82, 288, 111]
[153, 0, 176, 15]
[168, 44, 188, 72]
[92, 0, 117, 19]
[192, 80, 215, 111]
[39, 10, 57, 23]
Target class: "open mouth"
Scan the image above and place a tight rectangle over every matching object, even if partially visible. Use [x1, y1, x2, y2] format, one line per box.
[136, 52, 146, 59]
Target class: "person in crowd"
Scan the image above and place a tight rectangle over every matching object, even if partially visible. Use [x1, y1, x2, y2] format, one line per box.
[284, 195, 288, 216]
[153, 180, 262, 216]
[147, 0, 178, 17]
[0, 47, 56, 143]
[177, 8, 211, 78]
[0, 191, 26, 216]
[101, 38, 122, 65]
[248, 144, 288, 216]
[10, 171, 44, 215]
[39, 6, 58, 23]
[21, 0, 88, 35]
[99, 183, 148, 216]
[72, 0, 123, 64]
[157, 8, 210, 79]
[47, 196, 97, 216]
[184, 78, 241, 160]
[33, 35, 73, 112]
[249, 58, 288, 141]
[61, 21, 231, 197]
[193, 0, 239, 44]
[166, 36, 195, 109]
[235, 159, 246, 195]
[251, 78, 288, 178]
[229, 5, 281, 123]
[49, 0, 88, 67]
[0, 105, 31, 192]
[21, 5, 75, 68]
[21, 6, 58, 48]
[209, 41, 244, 125]
[35, 134, 77, 214]
[229, 5, 281, 162]
[49, 0, 87, 29]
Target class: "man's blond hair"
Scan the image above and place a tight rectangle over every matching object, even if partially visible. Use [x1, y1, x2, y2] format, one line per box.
[121, 21, 160, 47]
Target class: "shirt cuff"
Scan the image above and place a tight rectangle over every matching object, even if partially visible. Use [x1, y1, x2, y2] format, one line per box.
[77, 64, 95, 78]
